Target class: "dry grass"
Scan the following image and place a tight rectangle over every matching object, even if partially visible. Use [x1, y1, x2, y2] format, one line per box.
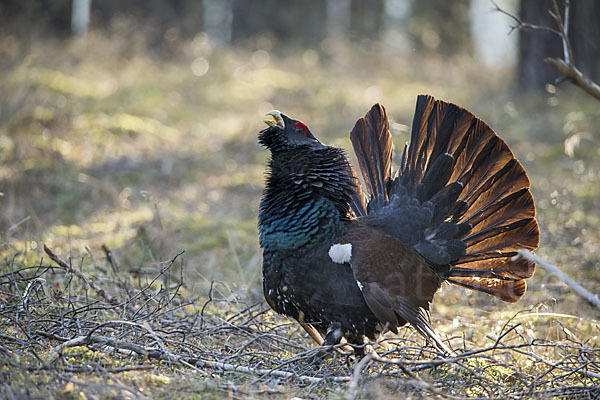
[1, 24, 600, 399]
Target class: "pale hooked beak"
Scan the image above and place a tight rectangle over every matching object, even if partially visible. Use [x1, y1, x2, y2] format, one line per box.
[264, 110, 284, 129]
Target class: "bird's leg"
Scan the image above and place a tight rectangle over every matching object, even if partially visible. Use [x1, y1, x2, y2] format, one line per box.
[307, 322, 343, 364]
[346, 333, 366, 358]
[322, 322, 343, 348]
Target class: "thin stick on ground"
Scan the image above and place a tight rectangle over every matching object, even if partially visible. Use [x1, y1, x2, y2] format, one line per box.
[514, 249, 600, 309]
[43, 244, 123, 308]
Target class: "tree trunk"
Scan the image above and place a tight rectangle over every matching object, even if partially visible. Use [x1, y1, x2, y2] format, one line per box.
[408, 0, 472, 54]
[569, 0, 600, 82]
[518, 0, 600, 91]
[349, 0, 385, 41]
[71, 0, 91, 36]
[231, 0, 327, 47]
[518, 0, 565, 91]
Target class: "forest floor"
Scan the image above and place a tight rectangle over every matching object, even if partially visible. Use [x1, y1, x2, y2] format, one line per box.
[1, 28, 600, 399]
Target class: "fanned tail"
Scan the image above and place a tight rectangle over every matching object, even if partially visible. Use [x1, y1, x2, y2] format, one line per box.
[351, 95, 539, 302]
[405, 95, 539, 302]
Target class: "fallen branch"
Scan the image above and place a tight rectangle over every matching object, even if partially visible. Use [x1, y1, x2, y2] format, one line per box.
[188, 357, 350, 384]
[44, 245, 122, 308]
[544, 58, 600, 101]
[47, 330, 349, 384]
[514, 249, 600, 309]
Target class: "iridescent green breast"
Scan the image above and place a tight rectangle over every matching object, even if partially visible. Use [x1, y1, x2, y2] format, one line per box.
[259, 197, 343, 253]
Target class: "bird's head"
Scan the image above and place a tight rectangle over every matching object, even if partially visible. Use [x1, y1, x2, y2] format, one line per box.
[258, 110, 322, 151]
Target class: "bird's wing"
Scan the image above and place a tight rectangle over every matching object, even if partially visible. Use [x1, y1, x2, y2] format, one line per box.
[337, 224, 451, 353]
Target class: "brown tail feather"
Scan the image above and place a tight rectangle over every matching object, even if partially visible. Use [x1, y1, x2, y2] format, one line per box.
[350, 104, 393, 201]
[446, 277, 528, 303]
[348, 166, 368, 218]
[403, 95, 539, 301]
[462, 188, 534, 230]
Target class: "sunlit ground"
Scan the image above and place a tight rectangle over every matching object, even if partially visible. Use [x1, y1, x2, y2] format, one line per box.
[1, 25, 600, 397]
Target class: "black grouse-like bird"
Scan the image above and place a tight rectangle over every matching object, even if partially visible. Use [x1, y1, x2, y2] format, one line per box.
[258, 95, 539, 354]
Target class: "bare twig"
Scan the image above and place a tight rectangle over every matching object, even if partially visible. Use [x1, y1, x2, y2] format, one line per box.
[102, 244, 120, 275]
[43, 245, 124, 309]
[544, 58, 600, 101]
[491, 0, 561, 36]
[345, 351, 373, 400]
[369, 352, 466, 400]
[550, 0, 574, 64]
[189, 357, 350, 384]
[20, 277, 45, 313]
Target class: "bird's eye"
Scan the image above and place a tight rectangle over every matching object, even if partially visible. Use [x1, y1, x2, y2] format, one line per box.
[294, 122, 307, 136]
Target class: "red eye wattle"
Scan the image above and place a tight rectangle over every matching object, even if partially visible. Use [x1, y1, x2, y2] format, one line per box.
[294, 122, 308, 136]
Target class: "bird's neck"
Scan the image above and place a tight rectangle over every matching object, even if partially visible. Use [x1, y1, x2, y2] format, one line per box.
[259, 146, 356, 254]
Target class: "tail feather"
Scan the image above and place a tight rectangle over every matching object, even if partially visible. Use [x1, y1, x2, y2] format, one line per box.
[406, 96, 539, 302]
[347, 166, 368, 218]
[427, 104, 461, 164]
[449, 119, 496, 184]
[464, 219, 533, 250]
[402, 95, 436, 186]
[350, 104, 393, 202]
[350, 95, 539, 303]
[461, 189, 536, 245]
[451, 248, 536, 279]
[458, 159, 530, 217]
[462, 187, 533, 228]
[460, 218, 538, 264]
[446, 277, 527, 303]
[418, 153, 454, 202]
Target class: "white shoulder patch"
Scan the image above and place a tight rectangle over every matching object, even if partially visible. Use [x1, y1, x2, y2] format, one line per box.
[328, 243, 352, 264]
[356, 280, 364, 291]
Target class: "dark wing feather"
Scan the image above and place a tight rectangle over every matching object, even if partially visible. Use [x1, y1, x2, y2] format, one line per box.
[360, 282, 400, 333]
[340, 223, 450, 352]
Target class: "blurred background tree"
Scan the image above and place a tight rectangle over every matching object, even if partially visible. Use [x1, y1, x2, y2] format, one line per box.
[2, 0, 598, 95]
[518, 0, 600, 91]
